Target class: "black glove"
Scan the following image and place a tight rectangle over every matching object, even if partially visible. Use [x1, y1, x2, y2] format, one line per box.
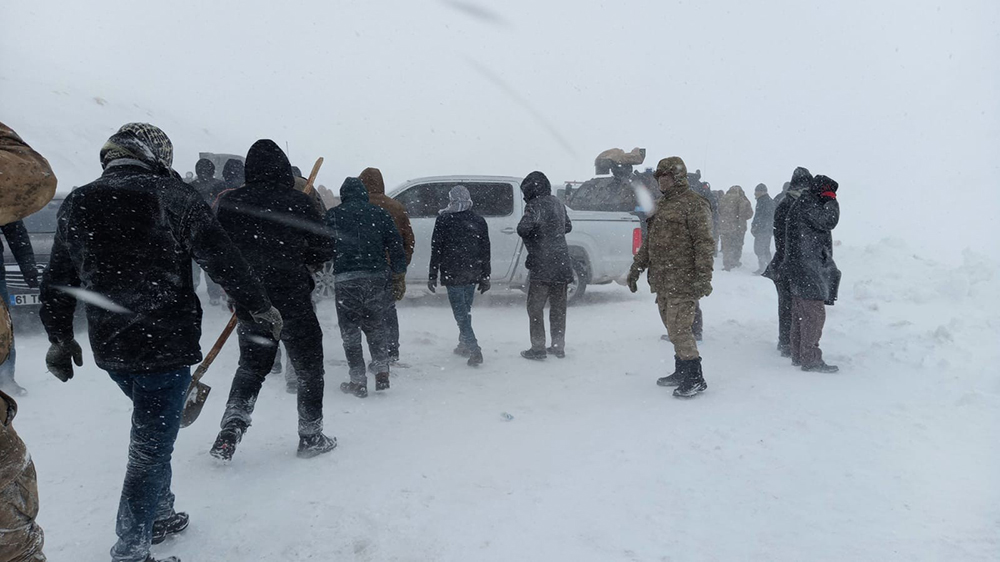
[427, 278, 437, 294]
[479, 279, 491, 294]
[626, 265, 642, 293]
[46, 339, 83, 382]
[24, 272, 40, 289]
[251, 306, 283, 340]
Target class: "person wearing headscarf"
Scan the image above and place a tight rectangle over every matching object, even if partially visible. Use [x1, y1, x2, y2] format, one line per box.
[427, 186, 491, 366]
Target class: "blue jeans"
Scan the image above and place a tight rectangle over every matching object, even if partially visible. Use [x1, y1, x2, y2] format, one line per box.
[447, 285, 479, 350]
[107, 368, 191, 562]
[0, 280, 15, 384]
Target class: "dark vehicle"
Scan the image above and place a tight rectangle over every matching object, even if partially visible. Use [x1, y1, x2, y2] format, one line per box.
[4, 196, 61, 328]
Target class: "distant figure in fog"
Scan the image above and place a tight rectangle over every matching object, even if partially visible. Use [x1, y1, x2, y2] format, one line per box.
[517, 171, 573, 361]
[428, 185, 491, 367]
[718, 185, 753, 271]
[751, 183, 776, 274]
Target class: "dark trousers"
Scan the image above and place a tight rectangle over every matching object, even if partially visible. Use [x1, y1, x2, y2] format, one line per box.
[335, 276, 391, 384]
[790, 297, 826, 366]
[776, 283, 792, 350]
[223, 298, 325, 437]
[107, 368, 191, 562]
[527, 281, 567, 351]
[447, 285, 479, 350]
[754, 234, 773, 272]
[383, 299, 400, 359]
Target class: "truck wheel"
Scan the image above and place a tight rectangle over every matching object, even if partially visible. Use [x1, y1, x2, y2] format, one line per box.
[567, 260, 588, 305]
[312, 261, 337, 302]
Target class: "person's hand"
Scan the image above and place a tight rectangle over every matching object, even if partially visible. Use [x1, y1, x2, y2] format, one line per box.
[479, 279, 491, 294]
[46, 339, 83, 382]
[626, 265, 642, 293]
[693, 280, 713, 298]
[427, 278, 437, 294]
[24, 272, 40, 289]
[251, 306, 283, 340]
[392, 273, 407, 301]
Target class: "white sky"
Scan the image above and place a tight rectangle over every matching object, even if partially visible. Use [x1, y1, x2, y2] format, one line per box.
[2, 0, 998, 259]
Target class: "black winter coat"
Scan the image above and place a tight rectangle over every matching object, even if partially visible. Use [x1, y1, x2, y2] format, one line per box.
[782, 191, 841, 303]
[517, 172, 574, 284]
[0, 222, 37, 286]
[40, 165, 270, 373]
[216, 140, 335, 305]
[324, 177, 406, 278]
[751, 194, 776, 238]
[429, 210, 491, 286]
[762, 194, 794, 285]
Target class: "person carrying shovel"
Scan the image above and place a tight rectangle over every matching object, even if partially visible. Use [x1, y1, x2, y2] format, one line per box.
[39, 123, 279, 562]
[209, 140, 336, 461]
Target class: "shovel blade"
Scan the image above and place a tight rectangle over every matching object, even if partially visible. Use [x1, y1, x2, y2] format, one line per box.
[180, 381, 211, 429]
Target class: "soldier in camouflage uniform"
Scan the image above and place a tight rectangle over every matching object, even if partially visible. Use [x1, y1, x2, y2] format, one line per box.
[627, 157, 714, 398]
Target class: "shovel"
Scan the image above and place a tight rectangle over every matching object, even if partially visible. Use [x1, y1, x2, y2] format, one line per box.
[180, 313, 238, 428]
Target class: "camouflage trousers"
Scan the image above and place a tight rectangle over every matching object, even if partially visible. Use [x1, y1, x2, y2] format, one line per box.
[657, 295, 700, 360]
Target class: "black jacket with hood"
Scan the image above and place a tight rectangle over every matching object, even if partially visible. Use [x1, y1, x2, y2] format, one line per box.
[216, 140, 335, 305]
[763, 167, 812, 285]
[517, 171, 574, 284]
[40, 161, 270, 374]
[782, 175, 841, 303]
[324, 177, 406, 279]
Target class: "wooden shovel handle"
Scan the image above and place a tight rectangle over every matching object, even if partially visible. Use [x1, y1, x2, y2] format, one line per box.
[302, 157, 323, 196]
[191, 313, 238, 386]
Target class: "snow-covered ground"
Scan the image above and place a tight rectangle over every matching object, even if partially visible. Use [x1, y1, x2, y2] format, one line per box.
[10, 241, 998, 561]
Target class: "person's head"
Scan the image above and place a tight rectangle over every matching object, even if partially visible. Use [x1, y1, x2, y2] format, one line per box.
[813, 174, 839, 195]
[99, 122, 173, 175]
[359, 167, 386, 195]
[520, 171, 551, 201]
[441, 184, 474, 214]
[782, 181, 791, 192]
[789, 167, 813, 191]
[755, 183, 768, 198]
[653, 156, 688, 193]
[244, 139, 294, 189]
[339, 176, 370, 204]
[195, 158, 215, 181]
[222, 159, 245, 187]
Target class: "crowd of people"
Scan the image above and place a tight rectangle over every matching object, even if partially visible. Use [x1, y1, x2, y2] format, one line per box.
[0, 121, 842, 562]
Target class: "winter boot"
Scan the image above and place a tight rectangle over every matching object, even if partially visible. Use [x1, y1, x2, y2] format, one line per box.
[520, 348, 547, 361]
[546, 346, 566, 359]
[656, 356, 683, 387]
[152, 512, 189, 545]
[802, 361, 839, 373]
[467, 348, 484, 367]
[297, 433, 338, 459]
[340, 381, 368, 398]
[209, 420, 248, 461]
[375, 372, 390, 391]
[673, 358, 708, 398]
[454, 343, 472, 357]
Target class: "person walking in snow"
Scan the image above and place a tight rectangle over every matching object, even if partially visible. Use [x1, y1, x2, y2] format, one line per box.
[0, 120, 56, 562]
[325, 177, 407, 398]
[627, 157, 714, 398]
[427, 186, 491, 367]
[718, 185, 754, 271]
[209, 140, 337, 462]
[751, 183, 776, 275]
[40, 123, 280, 562]
[517, 171, 573, 360]
[0, 219, 39, 396]
[359, 167, 415, 364]
[781, 174, 841, 372]
[763, 168, 813, 357]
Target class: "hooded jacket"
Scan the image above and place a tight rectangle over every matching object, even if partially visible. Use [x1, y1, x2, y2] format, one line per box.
[719, 186, 754, 235]
[763, 167, 813, 284]
[0, 391, 44, 561]
[517, 171, 574, 284]
[782, 175, 841, 303]
[751, 191, 776, 238]
[216, 140, 335, 304]
[632, 157, 714, 297]
[40, 156, 270, 373]
[359, 168, 415, 265]
[191, 158, 227, 205]
[429, 208, 491, 287]
[324, 177, 406, 280]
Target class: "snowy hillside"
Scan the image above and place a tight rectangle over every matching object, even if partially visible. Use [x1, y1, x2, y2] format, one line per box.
[13, 242, 1000, 561]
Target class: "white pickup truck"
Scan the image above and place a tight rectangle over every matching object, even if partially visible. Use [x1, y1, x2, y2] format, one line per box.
[387, 176, 642, 304]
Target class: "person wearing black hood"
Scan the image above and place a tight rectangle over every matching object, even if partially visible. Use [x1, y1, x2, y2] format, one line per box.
[517, 171, 573, 360]
[209, 140, 337, 462]
[189, 158, 228, 300]
[751, 183, 776, 275]
[325, 177, 407, 398]
[783, 174, 841, 372]
[40, 122, 278, 562]
[763, 167, 812, 358]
